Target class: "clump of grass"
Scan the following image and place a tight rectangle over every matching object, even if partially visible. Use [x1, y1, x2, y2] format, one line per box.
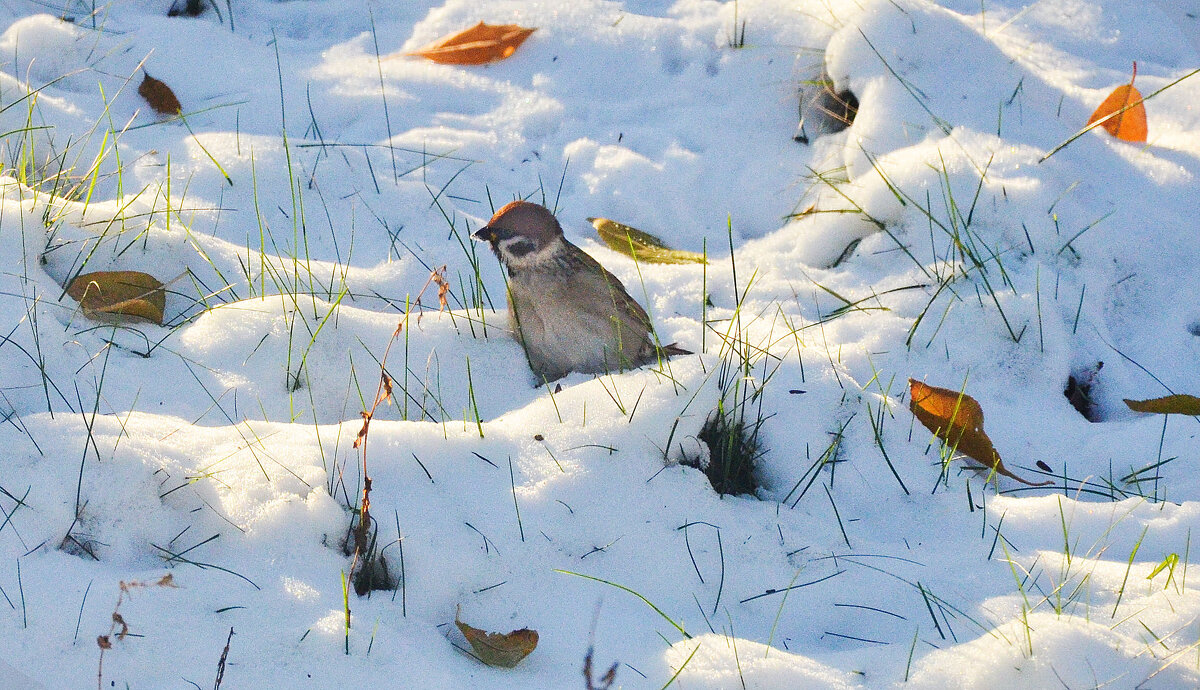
[697, 406, 763, 496]
[688, 218, 776, 497]
[347, 518, 397, 596]
[726, 1, 747, 49]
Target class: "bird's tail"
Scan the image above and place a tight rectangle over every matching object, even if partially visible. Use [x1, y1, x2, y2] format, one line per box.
[660, 342, 692, 357]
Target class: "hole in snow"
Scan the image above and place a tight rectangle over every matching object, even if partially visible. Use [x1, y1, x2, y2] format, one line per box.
[1064, 361, 1104, 422]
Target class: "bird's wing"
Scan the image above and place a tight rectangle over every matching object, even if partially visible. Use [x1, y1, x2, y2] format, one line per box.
[566, 249, 654, 331]
[565, 249, 668, 369]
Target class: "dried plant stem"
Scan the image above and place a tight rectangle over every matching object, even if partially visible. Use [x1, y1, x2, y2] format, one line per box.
[349, 267, 449, 589]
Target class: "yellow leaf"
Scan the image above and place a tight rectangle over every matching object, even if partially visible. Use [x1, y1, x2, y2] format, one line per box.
[67, 271, 166, 325]
[908, 379, 1051, 487]
[1124, 394, 1200, 415]
[407, 22, 536, 65]
[455, 612, 538, 668]
[590, 217, 707, 265]
[1087, 62, 1147, 142]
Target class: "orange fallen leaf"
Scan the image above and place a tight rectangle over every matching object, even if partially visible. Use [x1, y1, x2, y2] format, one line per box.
[909, 379, 1051, 487]
[407, 22, 536, 65]
[1087, 62, 1147, 142]
[67, 270, 166, 324]
[1124, 394, 1200, 416]
[138, 72, 181, 115]
[455, 609, 538, 668]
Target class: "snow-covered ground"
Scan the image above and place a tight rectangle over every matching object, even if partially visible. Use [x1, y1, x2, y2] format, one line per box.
[0, 0, 1198, 687]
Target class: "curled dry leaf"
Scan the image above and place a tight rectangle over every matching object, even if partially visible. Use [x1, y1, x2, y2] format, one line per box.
[455, 610, 538, 668]
[407, 22, 536, 65]
[1087, 62, 1147, 142]
[67, 270, 166, 325]
[138, 72, 182, 115]
[908, 379, 1052, 487]
[1124, 394, 1200, 416]
[590, 217, 707, 265]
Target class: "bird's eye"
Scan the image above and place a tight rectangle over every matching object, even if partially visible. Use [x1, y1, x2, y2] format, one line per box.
[502, 238, 537, 258]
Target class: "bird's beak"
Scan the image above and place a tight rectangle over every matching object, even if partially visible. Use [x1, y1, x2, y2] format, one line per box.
[473, 226, 498, 243]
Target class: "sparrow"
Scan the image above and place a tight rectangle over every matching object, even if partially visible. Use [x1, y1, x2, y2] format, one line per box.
[473, 201, 690, 384]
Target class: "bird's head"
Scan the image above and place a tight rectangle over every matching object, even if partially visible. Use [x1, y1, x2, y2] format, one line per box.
[473, 201, 565, 267]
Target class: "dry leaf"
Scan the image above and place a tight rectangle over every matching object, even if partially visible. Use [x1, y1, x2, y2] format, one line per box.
[407, 22, 536, 65]
[455, 611, 538, 668]
[1087, 62, 1147, 142]
[1124, 394, 1200, 415]
[67, 271, 166, 325]
[590, 217, 707, 265]
[139, 72, 182, 115]
[909, 379, 1051, 487]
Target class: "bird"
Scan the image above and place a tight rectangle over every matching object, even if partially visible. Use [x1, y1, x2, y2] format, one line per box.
[472, 201, 690, 384]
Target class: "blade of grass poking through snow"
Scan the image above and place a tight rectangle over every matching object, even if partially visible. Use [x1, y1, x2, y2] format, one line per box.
[341, 570, 350, 654]
[999, 539, 1035, 655]
[661, 641, 701, 688]
[555, 570, 690, 639]
[1112, 526, 1148, 618]
[292, 286, 349, 396]
[867, 399, 909, 494]
[465, 357, 484, 438]
[179, 114, 232, 185]
[1039, 67, 1200, 162]
[369, 8, 398, 181]
[857, 29, 952, 135]
[764, 566, 805, 657]
[508, 456, 524, 542]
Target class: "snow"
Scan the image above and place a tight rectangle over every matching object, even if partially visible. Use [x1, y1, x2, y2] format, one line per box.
[0, 0, 1198, 687]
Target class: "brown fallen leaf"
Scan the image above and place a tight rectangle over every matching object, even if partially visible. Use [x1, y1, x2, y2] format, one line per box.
[1087, 62, 1147, 142]
[67, 270, 166, 325]
[590, 217, 707, 265]
[455, 609, 538, 668]
[139, 72, 182, 115]
[1124, 394, 1200, 416]
[407, 22, 536, 65]
[909, 379, 1051, 487]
